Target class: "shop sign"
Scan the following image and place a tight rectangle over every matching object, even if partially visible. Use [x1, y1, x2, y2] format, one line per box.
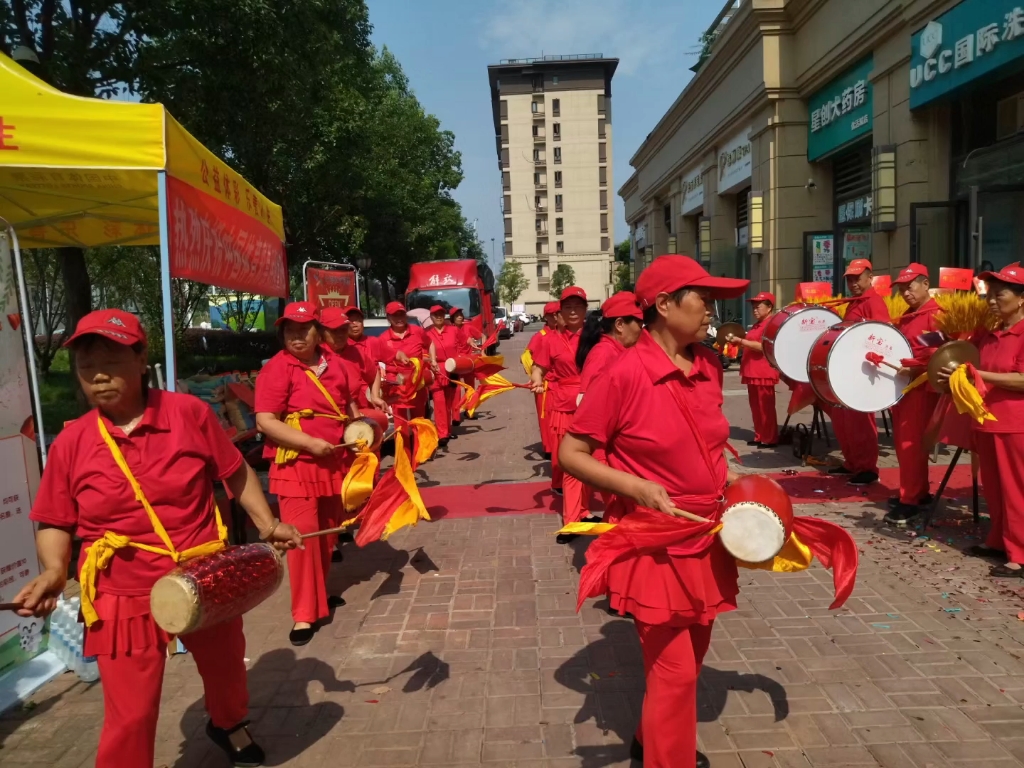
[837, 194, 872, 225]
[681, 168, 704, 215]
[811, 234, 834, 284]
[807, 57, 873, 162]
[717, 127, 752, 194]
[910, 0, 1024, 110]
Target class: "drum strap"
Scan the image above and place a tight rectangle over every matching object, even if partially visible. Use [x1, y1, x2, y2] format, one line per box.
[275, 369, 350, 465]
[79, 416, 229, 627]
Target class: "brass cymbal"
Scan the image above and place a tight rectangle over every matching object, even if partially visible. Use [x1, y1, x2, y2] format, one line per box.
[717, 322, 746, 346]
[927, 340, 980, 393]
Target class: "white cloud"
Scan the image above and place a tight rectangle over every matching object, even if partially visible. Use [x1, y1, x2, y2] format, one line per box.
[479, 0, 683, 77]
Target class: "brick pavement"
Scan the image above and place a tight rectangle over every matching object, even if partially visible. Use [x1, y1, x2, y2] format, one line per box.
[2, 327, 1023, 768]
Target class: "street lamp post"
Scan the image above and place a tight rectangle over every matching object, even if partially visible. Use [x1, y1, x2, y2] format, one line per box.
[356, 255, 372, 313]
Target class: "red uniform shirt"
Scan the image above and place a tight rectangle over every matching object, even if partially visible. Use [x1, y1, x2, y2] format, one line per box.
[336, 344, 375, 405]
[454, 325, 474, 355]
[533, 328, 582, 413]
[426, 324, 461, 366]
[570, 330, 729, 500]
[896, 298, 942, 360]
[975, 317, 1024, 434]
[377, 327, 428, 366]
[580, 335, 624, 395]
[255, 347, 355, 459]
[739, 318, 780, 385]
[30, 390, 243, 596]
[846, 290, 890, 323]
[349, 334, 380, 364]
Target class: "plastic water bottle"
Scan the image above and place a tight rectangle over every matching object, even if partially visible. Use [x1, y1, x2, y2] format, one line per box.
[79, 655, 99, 682]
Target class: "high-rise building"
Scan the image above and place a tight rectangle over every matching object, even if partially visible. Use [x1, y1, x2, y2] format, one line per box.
[488, 55, 618, 311]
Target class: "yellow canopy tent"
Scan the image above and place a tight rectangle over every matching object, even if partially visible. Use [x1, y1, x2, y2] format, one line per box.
[0, 52, 288, 462]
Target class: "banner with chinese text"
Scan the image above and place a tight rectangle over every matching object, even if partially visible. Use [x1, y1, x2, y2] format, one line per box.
[306, 267, 356, 308]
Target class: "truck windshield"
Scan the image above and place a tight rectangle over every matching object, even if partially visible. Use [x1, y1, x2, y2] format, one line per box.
[406, 288, 481, 317]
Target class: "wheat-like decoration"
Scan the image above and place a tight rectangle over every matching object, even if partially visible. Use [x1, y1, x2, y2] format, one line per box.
[883, 293, 909, 323]
[934, 291, 998, 335]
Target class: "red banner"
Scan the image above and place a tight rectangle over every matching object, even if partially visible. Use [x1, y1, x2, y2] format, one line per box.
[306, 267, 356, 308]
[796, 282, 832, 301]
[166, 175, 288, 297]
[939, 267, 974, 291]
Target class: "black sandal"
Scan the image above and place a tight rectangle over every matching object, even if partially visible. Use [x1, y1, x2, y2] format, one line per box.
[990, 564, 1024, 578]
[968, 545, 1005, 558]
[206, 720, 265, 767]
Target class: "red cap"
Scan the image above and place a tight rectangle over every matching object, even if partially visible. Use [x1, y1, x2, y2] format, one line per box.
[543, 301, 560, 316]
[385, 301, 406, 315]
[429, 304, 446, 315]
[600, 291, 643, 320]
[560, 286, 587, 303]
[748, 292, 776, 305]
[344, 305, 364, 318]
[274, 301, 318, 326]
[635, 255, 750, 309]
[63, 309, 146, 348]
[449, 306, 464, 318]
[319, 307, 351, 330]
[980, 262, 1024, 286]
[893, 263, 929, 284]
[844, 259, 873, 277]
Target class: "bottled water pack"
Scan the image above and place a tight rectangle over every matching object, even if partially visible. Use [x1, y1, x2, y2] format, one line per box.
[50, 596, 99, 683]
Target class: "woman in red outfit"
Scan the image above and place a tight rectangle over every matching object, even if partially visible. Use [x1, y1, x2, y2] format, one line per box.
[255, 301, 361, 646]
[939, 263, 1024, 577]
[320, 307, 385, 411]
[377, 301, 429, 421]
[530, 286, 589, 528]
[726, 292, 781, 448]
[525, 302, 560, 459]
[17, 309, 302, 768]
[345, 305, 380, 363]
[426, 304, 462, 447]
[560, 256, 749, 768]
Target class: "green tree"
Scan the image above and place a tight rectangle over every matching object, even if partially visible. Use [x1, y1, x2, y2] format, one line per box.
[497, 259, 529, 305]
[614, 262, 632, 292]
[549, 264, 576, 299]
[615, 239, 631, 263]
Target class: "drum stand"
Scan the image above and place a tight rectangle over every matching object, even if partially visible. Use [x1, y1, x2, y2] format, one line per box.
[920, 447, 980, 530]
[880, 409, 892, 439]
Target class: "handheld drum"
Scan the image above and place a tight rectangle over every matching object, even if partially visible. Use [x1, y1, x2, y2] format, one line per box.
[807, 320, 912, 413]
[762, 304, 842, 383]
[343, 408, 390, 451]
[445, 356, 475, 375]
[150, 544, 284, 635]
[718, 475, 794, 564]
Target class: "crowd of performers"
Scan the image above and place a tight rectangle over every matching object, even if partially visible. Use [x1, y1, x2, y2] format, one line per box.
[10, 253, 1021, 768]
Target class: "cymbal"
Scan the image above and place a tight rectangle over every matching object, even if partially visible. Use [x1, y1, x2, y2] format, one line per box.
[717, 322, 745, 345]
[927, 340, 980, 393]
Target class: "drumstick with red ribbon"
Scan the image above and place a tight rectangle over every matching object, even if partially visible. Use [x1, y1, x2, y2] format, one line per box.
[864, 351, 901, 372]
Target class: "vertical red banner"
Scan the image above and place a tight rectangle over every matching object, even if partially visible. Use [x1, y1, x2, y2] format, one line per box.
[306, 267, 356, 308]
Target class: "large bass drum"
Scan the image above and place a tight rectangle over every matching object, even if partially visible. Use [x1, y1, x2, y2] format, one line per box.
[762, 304, 842, 383]
[807, 320, 912, 413]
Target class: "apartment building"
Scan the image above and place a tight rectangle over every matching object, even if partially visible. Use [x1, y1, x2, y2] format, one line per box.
[488, 54, 618, 311]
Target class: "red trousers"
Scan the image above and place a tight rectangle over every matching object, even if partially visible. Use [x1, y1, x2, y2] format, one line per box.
[892, 388, 940, 504]
[94, 616, 248, 768]
[746, 384, 779, 445]
[976, 431, 1024, 563]
[549, 410, 589, 523]
[634, 619, 714, 768]
[831, 407, 878, 474]
[430, 385, 456, 439]
[278, 495, 341, 623]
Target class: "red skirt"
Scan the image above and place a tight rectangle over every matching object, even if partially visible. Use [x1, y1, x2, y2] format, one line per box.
[270, 453, 348, 498]
[84, 593, 172, 658]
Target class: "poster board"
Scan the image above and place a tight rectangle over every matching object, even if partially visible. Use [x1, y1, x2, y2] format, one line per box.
[810, 234, 834, 285]
[939, 267, 974, 291]
[304, 264, 357, 309]
[0, 232, 48, 680]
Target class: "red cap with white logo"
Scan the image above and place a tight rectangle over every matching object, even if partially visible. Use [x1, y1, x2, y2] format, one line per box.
[979, 262, 1024, 286]
[275, 301, 318, 326]
[63, 309, 147, 348]
[893, 263, 929, 284]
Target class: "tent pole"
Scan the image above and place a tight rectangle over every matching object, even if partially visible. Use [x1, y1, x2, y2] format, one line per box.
[156, 172, 177, 392]
[1, 219, 48, 466]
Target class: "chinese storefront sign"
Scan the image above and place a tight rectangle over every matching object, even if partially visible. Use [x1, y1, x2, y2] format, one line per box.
[837, 195, 872, 225]
[811, 234, 834, 284]
[910, 0, 1024, 110]
[681, 168, 704, 215]
[842, 230, 872, 266]
[807, 57, 874, 161]
[306, 267, 356, 308]
[0, 233, 48, 677]
[718, 127, 752, 194]
[166, 176, 288, 298]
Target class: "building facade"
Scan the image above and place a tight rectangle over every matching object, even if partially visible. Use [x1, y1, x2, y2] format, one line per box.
[488, 55, 618, 311]
[621, 0, 1024, 325]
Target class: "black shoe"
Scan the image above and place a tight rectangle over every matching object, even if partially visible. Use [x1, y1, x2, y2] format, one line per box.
[991, 563, 1024, 578]
[967, 544, 1005, 558]
[555, 533, 578, 545]
[289, 626, 316, 646]
[331, 548, 344, 563]
[848, 471, 879, 486]
[746, 440, 759, 446]
[552, 487, 563, 496]
[828, 466, 852, 475]
[697, 750, 710, 768]
[327, 595, 346, 609]
[630, 737, 643, 762]
[888, 493, 934, 510]
[884, 503, 920, 527]
[338, 531, 355, 544]
[582, 515, 602, 523]
[449, 432, 459, 439]
[758, 443, 778, 448]
[206, 720, 265, 767]
[543, 451, 552, 461]
[438, 438, 450, 448]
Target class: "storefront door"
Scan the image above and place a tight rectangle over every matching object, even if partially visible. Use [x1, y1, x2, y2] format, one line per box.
[910, 201, 969, 276]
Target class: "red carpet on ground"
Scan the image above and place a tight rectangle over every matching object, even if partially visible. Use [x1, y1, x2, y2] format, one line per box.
[419, 464, 976, 521]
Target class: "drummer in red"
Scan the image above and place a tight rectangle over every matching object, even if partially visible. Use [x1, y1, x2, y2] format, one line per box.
[377, 301, 429, 420]
[526, 301, 560, 460]
[450, 307, 474, 426]
[939, 263, 1024, 577]
[559, 256, 747, 768]
[884, 264, 942, 525]
[255, 301, 361, 646]
[530, 286, 588, 525]
[345, 304, 380, 364]
[17, 309, 302, 768]
[830, 258, 891, 485]
[426, 304, 461, 447]
[727, 292, 781, 447]
[320, 307, 385, 412]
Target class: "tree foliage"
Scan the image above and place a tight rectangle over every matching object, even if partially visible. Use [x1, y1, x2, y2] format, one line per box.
[549, 264, 576, 299]
[497, 259, 529, 305]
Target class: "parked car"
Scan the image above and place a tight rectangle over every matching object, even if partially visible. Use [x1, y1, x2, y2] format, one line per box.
[512, 316, 524, 333]
[494, 307, 512, 339]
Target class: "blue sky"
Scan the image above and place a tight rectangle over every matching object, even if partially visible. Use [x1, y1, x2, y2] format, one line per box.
[366, 0, 723, 273]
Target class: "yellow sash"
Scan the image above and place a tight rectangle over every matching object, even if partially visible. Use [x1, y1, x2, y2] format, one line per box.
[275, 369, 349, 464]
[81, 417, 228, 627]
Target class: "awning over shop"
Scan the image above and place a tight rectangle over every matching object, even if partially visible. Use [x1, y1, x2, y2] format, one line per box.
[0, 53, 287, 297]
